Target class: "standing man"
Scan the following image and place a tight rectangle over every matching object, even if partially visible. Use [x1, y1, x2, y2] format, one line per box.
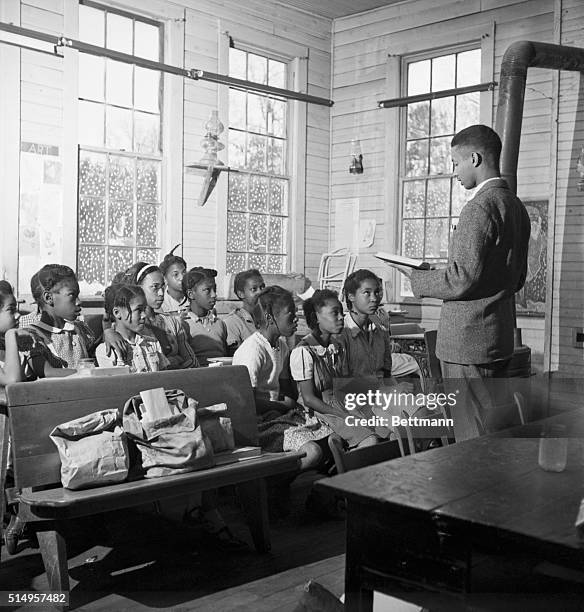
[399, 125, 531, 440]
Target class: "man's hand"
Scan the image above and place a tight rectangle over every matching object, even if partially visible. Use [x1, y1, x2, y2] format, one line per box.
[103, 327, 130, 360]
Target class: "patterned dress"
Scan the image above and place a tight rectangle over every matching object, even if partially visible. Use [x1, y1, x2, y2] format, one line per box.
[233, 332, 332, 453]
[291, 333, 391, 448]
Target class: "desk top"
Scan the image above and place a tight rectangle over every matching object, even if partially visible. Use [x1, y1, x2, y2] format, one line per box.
[321, 410, 584, 557]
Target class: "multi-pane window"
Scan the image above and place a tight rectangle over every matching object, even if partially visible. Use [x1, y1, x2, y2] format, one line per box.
[400, 48, 481, 293]
[76, 1, 162, 292]
[226, 48, 289, 274]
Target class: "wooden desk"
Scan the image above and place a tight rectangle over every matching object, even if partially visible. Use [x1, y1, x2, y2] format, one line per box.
[319, 411, 584, 611]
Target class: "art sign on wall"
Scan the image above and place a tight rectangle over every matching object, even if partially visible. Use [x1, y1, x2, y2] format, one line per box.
[516, 199, 547, 317]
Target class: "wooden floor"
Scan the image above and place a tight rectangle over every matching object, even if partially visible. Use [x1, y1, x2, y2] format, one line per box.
[0, 475, 347, 610]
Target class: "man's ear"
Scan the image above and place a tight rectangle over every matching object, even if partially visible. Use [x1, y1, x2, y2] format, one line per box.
[471, 151, 482, 167]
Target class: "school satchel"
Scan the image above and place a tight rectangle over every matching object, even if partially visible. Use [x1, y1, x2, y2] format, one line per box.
[49, 409, 129, 490]
[122, 388, 214, 478]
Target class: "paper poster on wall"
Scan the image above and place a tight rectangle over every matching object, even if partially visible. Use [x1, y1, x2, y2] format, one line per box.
[359, 219, 376, 249]
[516, 199, 547, 316]
[18, 142, 64, 295]
[334, 198, 359, 252]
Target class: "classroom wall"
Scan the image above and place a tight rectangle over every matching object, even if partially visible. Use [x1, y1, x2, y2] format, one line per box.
[331, 0, 584, 374]
[1, 0, 332, 297]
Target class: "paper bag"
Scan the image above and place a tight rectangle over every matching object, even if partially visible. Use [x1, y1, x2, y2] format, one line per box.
[50, 409, 129, 490]
[122, 388, 214, 478]
[197, 403, 235, 452]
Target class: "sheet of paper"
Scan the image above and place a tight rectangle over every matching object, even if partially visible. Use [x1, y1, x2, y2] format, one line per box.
[334, 198, 359, 251]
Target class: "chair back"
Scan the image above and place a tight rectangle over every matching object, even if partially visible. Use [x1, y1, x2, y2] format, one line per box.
[328, 435, 403, 474]
[317, 248, 357, 297]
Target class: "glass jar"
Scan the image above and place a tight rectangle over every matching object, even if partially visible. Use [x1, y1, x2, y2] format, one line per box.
[538, 424, 568, 472]
[76, 358, 96, 376]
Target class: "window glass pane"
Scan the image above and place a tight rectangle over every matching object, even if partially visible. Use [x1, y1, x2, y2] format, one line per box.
[407, 101, 429, 138]
[227, 252, 246, 274]
[106, 106, 132, 150]
[134, 111, 160, 154]
[408, 60, 430, 95]
[106, 60, 133, 107]
[429, 136, 451, 175]
[228, 173, 248, 211]
[268, 98, 286, 137]
[248, 54, 267, 85]
[405, 140, 428, 177]
[268, 60, 286, 88]
[137, 247, 159, 263]
[134, 67, 160, 112]
[457, 49, 481, 87]
[269, 178, 287, 215]
[426, 178, 450, 216]
[134, 21, 160, 61]
[402, 219, 424, 258]
[79, 5, 104, 47]
[249, 253, 266, 271]
[249, 214, 268, 252]
[137, 204, 159, 246]
[79, 54, 105, 101]
[268, 216, 283, 253]
[451, 178, 472, 215]
[108, 155, 134, 200]
[455, 92, 480, 132]
[78, 245, 106, 286]
[109, 199, 134, 246]
[137, 160, 161, 202]
[430, 96, 455, 136]
[79, 197, 106, 244]
[108, 246, 134, 278]
[267, 137, 284, 174]
[228, 129, 246, 168]
[229, 89, 246, 129]
[425, 218, 449, 258]
[403, 180, 425, 217]
[227, 212, 247, 251]
[432, 54, 455, 91]
[249, 175, 269, 212]
[229, 48, 247, 80]
[78, 101, 104, 147]
[247, 93, 267, 133]
[267, 254, 285, 274]
[248, 134, 267, 172]
[106, 13, 132, 54]
[79, 151, 107, 197]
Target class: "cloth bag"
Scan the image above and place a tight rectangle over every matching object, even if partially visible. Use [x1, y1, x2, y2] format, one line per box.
[122, 388, 214, 478]
[50, 409, 129, 490]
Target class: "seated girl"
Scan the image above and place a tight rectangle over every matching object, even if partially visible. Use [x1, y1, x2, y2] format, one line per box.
[182, 267, 228, 366]
[0, 281, 25, 385]
[123, 262, 198, 369]
[224, 269, 265, 349]
[95, 284, 169, 372]
[291, 289, 386, 448]
[232, 286, 331, 471]
[159, 245, 189, 316]
[21, 264, 94, 375]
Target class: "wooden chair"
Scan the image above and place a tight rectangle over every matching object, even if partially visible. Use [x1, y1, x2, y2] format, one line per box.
[317, 248, 357, 296]
[327, 434, 405, 474]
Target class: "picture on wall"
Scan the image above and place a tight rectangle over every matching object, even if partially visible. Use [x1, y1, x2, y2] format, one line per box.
[516, 199, 547, 317]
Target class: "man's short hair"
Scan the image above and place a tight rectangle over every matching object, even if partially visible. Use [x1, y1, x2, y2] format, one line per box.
[451, 124, 502, 166]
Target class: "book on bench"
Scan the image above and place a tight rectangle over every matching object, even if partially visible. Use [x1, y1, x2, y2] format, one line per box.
[214, 446, 262, 465]
[375, 252, 427, 269]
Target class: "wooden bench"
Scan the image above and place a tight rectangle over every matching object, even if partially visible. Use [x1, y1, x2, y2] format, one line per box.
[1, 366, 302, 593]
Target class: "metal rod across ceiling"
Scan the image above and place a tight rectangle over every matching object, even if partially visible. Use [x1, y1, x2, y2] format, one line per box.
[0, 21, 334, 107]
[378, 81, 497, 109]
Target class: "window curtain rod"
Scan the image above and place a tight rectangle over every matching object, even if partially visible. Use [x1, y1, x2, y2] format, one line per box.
[378, 81, 496, 108]
[0, 21, 334, 107]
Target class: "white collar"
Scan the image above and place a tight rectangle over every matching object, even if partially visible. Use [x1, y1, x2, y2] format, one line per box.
[344, 312, 377, 338]
[32, 319, 77, 334]
[474, 176, 501, 196]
